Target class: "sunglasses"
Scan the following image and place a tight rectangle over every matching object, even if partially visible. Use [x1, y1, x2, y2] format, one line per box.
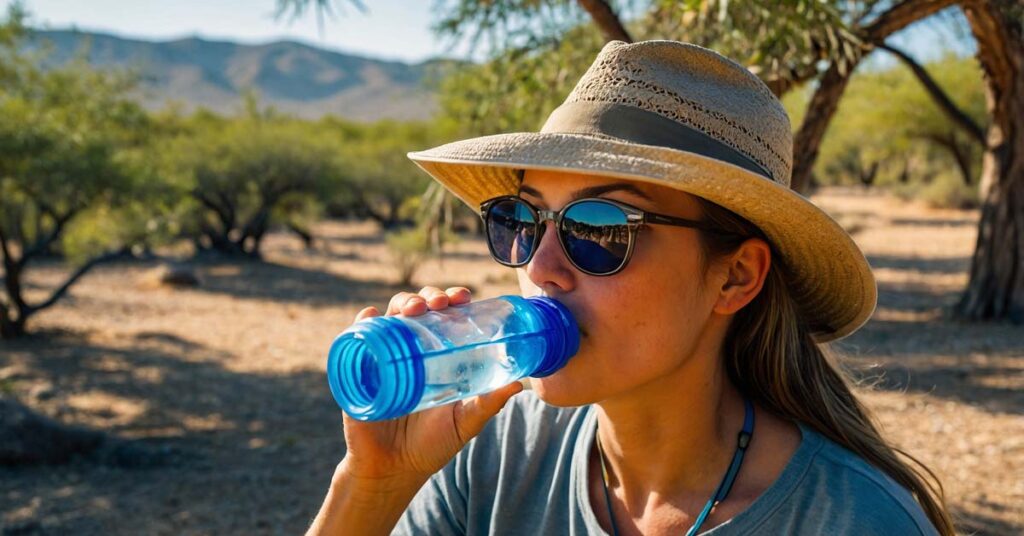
[480, 195, 739, 276]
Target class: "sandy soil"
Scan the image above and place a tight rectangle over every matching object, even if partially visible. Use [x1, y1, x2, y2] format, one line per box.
[1, 187, 1021, 535]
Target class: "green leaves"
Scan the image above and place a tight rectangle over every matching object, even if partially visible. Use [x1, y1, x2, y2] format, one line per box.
[158, 112, 344, 255]
[438, 22, 605, 136]
[816, 54, 986, 190]
[643, 0, 867, 92]
[0, 32, 149, 261]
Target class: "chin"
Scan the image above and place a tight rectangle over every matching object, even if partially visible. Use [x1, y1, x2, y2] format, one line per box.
[529, 361, 601, 408]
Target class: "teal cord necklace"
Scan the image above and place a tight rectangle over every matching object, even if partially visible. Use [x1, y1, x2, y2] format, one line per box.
[594, 398, 755, 536]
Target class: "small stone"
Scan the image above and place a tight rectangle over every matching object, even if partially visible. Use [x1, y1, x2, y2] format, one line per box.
[139, 263, 200, 289]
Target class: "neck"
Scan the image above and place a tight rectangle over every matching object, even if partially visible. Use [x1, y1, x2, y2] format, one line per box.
[594, 347, 747, 506]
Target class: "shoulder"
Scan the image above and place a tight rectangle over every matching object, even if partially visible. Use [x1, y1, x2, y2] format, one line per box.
[395, 389, 591, 534]
[775, 426, 938, 535]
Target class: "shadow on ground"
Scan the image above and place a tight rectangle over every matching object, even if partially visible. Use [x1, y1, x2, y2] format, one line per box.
[834, 254, 1024, 418]
[888, 217, 977, 228]
[1, 330, 346, 535]
[954, 504, 1023, 536]
[867, 254, 971, 276]
[191, 257, 399, 307]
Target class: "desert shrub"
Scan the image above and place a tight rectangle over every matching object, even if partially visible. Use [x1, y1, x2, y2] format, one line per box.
[893, 172, 980, 210]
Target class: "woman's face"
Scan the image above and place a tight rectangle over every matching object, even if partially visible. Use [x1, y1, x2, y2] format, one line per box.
[516, 169, 730, 407]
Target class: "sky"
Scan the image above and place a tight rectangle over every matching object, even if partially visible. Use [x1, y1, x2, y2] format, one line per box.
[7, 0, 466, 63]
[4, 0, 974, 66]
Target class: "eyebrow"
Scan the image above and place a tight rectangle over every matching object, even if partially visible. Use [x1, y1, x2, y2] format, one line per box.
[518, 182, 655, 203]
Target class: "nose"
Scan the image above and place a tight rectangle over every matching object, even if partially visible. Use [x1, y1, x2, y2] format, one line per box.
[523, 220, 577, 295]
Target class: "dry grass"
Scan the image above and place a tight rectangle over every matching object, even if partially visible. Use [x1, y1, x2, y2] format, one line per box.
[1, 188, 1021, 535]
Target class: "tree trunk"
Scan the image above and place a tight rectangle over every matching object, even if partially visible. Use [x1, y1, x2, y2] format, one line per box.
[955, 1, 1024, 322]
[924, 132, 975, 185]
[860, 161, 880, 186]
[287, 222, 315, 249]
[790, 61, 859, 193]
[947, 137, 975, 186]
[0, 307, 25, 339]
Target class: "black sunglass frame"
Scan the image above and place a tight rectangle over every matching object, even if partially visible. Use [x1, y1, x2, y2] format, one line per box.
[479, 195, 740, 276]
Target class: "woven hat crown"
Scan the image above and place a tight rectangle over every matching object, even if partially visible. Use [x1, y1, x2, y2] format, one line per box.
[406, 39, 877, 342]
[541, 40, 793, 187]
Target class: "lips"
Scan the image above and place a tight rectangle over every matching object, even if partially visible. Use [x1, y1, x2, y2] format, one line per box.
[556, 299, 587, 338]
[528, 290, 587, 337]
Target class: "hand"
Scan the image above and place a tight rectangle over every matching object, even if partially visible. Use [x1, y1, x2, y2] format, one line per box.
[339, 286, 524, 484]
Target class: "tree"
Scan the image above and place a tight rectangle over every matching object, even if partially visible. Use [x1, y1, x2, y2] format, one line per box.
[166, 114, 341, 258]
[334, 120, 439, 228]
[954, 0, 1024, 322]
[0, 6, 153, 338]
[281, 0, 1024, 324]
[816, 55, 986, 191]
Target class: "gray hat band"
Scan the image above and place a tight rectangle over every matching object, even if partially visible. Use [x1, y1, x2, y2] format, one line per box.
[540, 101, 772, 180]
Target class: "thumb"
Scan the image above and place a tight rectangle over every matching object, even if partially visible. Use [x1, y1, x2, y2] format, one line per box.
[452, 381, 525, 444]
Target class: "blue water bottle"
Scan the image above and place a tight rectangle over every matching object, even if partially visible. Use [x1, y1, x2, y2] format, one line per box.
[327, 295, 579, 421]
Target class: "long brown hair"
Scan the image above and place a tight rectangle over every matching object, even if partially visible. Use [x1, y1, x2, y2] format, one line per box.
[695, 197, 956, 535]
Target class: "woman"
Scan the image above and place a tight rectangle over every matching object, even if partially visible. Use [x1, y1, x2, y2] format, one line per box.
[308, 40, 953, 535]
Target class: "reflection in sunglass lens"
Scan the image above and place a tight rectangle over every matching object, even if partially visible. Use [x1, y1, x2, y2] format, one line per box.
[487, 199, 537, 265]
[561, 201, 630, 274]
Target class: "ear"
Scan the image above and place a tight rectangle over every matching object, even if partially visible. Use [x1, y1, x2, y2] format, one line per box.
[712, 238, 771, 315]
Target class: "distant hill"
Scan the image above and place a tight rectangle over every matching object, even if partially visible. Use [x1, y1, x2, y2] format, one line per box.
[26, 29, 446, 121]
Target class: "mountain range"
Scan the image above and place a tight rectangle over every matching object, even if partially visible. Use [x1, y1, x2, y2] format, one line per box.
[28, 29, 444, 121]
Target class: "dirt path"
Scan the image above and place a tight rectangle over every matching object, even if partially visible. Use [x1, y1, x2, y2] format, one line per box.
[1, 188, 1021, 535]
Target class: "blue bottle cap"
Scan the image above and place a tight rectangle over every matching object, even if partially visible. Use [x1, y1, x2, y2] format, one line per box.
[524, 296, 581, 377]
[326, 316, 425, 421]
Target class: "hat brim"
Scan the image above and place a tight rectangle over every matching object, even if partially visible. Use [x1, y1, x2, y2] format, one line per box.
[408, 132, 876, 342]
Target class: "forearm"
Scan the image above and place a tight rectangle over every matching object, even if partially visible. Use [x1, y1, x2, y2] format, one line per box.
[306, 459, 428, 536]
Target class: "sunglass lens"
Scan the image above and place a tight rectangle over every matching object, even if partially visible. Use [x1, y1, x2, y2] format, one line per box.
[561, 201, 630, 274]
[486, 198, 537, 265]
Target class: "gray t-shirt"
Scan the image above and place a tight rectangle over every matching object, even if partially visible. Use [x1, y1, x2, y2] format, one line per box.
[395, 391, 937, 535]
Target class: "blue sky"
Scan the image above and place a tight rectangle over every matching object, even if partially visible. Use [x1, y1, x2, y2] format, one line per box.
[5, 0, 973, 66]
[8, 0, 463, 62]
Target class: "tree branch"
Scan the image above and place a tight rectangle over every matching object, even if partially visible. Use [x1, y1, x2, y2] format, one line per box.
[213, 189, 237, 230]
[0, 224, 13, 267]
[787, 0, 960, 191]
[26, 247, 132, 316]
[21, 208, 76, 264]
[770, 0, 959, 96]
[576, 0, 632, 43]
[862, 0, 960, 43]
[877, 42, 986, 146]
[0, 224, 27, 314]
[193, 189, 235, 233]
[920, 131, 975, 185]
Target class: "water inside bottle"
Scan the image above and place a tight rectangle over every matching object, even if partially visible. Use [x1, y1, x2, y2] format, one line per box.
[414, 336, 539, 412]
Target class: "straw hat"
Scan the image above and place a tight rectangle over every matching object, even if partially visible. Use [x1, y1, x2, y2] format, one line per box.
[408, 40, 876, 342]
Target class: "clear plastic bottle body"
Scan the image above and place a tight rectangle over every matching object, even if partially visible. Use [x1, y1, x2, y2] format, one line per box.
[401, 296, 550, 413]
[327, 295, 578, 421]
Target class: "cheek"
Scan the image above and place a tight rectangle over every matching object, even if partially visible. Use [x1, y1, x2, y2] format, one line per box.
[530, 233, 714, 404]
[588, 241, 712, 370]
[535, 270, 705, 400]
[606, 278, 699, 357]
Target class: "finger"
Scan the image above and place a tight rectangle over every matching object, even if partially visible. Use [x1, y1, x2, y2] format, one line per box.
[401, 295, 428, 316]
[445, 287, 472, 306]
[387, 292, 426, 316]
[354, 306, 381, 322]
[452, 382, 524, 444]
[386, 292, 412, 315]
[417, 286, 449, 310]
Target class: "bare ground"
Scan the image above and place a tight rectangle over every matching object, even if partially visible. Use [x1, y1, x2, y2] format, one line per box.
[1, 187, 1021, 535]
